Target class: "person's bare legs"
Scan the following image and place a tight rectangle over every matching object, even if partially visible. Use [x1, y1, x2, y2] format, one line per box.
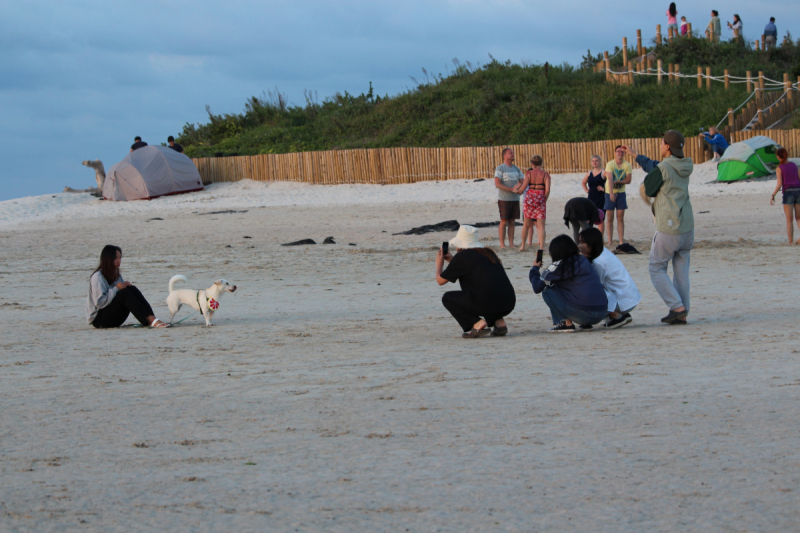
[527, 219, 534, 245]
[507, 219, 516, 248]
[498, 220, 508, 248]
[519, 219, 532, 251]
[794, 205, 800, 244]
[536, 218, 546, 251]
[605, 210, 615, 246]
[597, 221, 604, 236]
[616, 209, 626, 243]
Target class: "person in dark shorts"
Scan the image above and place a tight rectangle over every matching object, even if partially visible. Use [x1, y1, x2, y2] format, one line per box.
[86, 245, 169, 328]
[130, 136, 148, 152]
[435, 225, 516, 338]
[603, 146, 632, 247]
[581, 155, 606, 234]
[770, 147, 800, 244]
[563, 197, 603, 243]
[167, 136, 184, 153]
[493, 148, 524, 249]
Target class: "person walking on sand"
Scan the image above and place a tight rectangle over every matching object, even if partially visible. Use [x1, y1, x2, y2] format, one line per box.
[603, 146, 632, 247]
[515, 155, 550, 252]
[666, 3, 679, 35]
[764, 17, 777, 49]
[87, 245, 169, 328]
[494, 148, 524, 249]
[435, 225, 516, 338]
[622, 131, 694, 325]
[578, 227, 641, 329]
[769, 148, 800, 244]
[706, 10, 721, 43]
[700, 126, 729, 161]
[582, 155, 606, 234]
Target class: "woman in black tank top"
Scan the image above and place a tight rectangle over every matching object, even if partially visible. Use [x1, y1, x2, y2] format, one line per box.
[582, 155, 606, 233]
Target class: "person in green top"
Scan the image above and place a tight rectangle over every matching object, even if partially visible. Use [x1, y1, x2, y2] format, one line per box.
[706, 10, 721, 42]
[602, 146, 632, 247]
[622, 130, 694, 325]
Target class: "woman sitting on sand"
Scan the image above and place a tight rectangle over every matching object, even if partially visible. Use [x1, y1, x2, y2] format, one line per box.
[435, 225, 516, 338]
[87, 245, 169, 328]
[529, 234, 608, 333]
[770, 148, 800, 244]
[515, 155, 550, 252]
[578, 228, 641, 329]
[581, 155, 606, 234]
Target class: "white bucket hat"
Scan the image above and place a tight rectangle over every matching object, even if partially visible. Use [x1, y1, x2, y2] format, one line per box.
[449, 225, 483, 249]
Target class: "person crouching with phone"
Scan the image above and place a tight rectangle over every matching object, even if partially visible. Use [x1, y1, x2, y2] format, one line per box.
[529, 235, 608, 333]
[435, 225, 516, 338]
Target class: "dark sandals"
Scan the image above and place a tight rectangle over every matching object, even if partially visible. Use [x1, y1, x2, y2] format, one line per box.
[462, 328, 492, 339]
[490, 325, 508, 336]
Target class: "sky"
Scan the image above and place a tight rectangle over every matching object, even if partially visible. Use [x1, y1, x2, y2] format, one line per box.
[1, 0, 798, 201]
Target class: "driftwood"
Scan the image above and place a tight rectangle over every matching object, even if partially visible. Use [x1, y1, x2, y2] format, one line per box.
[65, 160, 106, 196]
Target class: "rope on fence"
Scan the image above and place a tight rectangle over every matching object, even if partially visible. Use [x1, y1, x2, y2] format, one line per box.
[602, 67, 795, 88]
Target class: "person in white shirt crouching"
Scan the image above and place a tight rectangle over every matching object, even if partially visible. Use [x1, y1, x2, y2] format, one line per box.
[578, 227, 641, 329]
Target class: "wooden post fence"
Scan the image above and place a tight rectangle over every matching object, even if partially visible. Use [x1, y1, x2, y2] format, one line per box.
[622, 37, 628, 66]
[697, 66, 702, 88]
[637, 29, 643, 57]
[706, 67, 712, 90]
[656, 25, 662, 45]
[658, 59, 663, 85]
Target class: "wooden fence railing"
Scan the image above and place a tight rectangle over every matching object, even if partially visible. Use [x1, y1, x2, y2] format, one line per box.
[192, 130, 800, 186]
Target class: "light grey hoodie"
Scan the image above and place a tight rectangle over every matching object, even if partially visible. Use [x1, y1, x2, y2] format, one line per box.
[86, 270, 123, 324]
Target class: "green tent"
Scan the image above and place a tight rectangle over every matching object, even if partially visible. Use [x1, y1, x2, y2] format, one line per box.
[716, 136, 782, 182]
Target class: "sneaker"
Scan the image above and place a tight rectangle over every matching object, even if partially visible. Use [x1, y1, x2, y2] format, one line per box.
[606, 313, 633, 329]
[578, 324, 594, 331]
[548, 321, 576, 333]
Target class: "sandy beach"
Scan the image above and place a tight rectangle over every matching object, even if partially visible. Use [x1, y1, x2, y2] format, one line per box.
[1, 162, 799, 532]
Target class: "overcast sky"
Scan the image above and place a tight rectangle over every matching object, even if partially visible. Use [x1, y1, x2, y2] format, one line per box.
[1, 0, 797, 201]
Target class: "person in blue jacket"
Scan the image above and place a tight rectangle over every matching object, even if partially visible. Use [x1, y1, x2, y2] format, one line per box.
[529, 234, 608, 333]
[699, 126, 729, 161]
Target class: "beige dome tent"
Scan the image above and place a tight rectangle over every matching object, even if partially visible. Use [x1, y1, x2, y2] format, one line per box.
[103, 146, 204, 201]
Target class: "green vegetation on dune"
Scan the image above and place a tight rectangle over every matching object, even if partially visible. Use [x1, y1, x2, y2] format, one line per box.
[179, 38, 800, 158]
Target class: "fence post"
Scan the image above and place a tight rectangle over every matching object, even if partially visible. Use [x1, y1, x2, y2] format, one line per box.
[675, 64, 680, 85]
[758, 109, 765, 129]
[706, 67, 712, 90]
[759, 71, 765, 91]
[622, 37, 628, 66]
[604, 51, 610, 81]
[761, 35, 766, 50]
[637, 30, 643, 57]
[668, 27, 674, 43]
[746, 70, 752, 92]
[724, 69, 730, 90]
[755, 39, 760, 51]
[668, 63, 674, 84]
[656, 25, 662, 45]
[687, 23, 693, 36]
[658, 59, 663, 85]
[697, 66, 702, 88]
[647, 58, 653, 72]
[728, 108, 734, 128]
[628, 61, 634, 85]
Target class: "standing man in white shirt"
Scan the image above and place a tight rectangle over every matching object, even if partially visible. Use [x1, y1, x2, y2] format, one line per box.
[493, 148, 524, 249]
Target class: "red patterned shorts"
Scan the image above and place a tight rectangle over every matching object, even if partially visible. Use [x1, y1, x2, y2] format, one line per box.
[523, 190, 547, 220]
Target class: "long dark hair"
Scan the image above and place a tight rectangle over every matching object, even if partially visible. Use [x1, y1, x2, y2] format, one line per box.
[733, 14, 741, 24]
[93, 245, 121, 283]
[579, 228, 605, 262]
[548, 235, 581, 280]
[668, 3, 677, 17]
[473, 247, 502, 265]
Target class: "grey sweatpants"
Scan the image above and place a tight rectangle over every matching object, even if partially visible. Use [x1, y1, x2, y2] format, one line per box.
[649, 230, 694, 312]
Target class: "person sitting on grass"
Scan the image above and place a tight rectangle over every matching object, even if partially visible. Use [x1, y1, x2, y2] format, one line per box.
[769, 147, 800, 244]
[87, 245, 169, 328]
[699, 126, 729, 162]
[529, 235, 608, 333]
[578, 228, 641, 329]
[435, 225, 516, 338]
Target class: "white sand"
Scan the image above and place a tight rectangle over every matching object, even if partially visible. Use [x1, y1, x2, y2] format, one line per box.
[1, 163, 799, 531]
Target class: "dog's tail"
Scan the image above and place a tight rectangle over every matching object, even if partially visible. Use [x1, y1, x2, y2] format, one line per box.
[169, 275, 187, 293]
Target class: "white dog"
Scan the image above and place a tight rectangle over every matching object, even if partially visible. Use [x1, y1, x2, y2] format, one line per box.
[167, 275, 237, 326]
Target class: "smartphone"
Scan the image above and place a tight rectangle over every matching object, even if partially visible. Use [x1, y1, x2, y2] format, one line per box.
[536, 249, 544, 263]
[442, 241, 449, 255]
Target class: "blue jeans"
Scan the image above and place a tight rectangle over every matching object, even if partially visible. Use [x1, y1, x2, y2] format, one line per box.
[542, 286, 608, 326]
